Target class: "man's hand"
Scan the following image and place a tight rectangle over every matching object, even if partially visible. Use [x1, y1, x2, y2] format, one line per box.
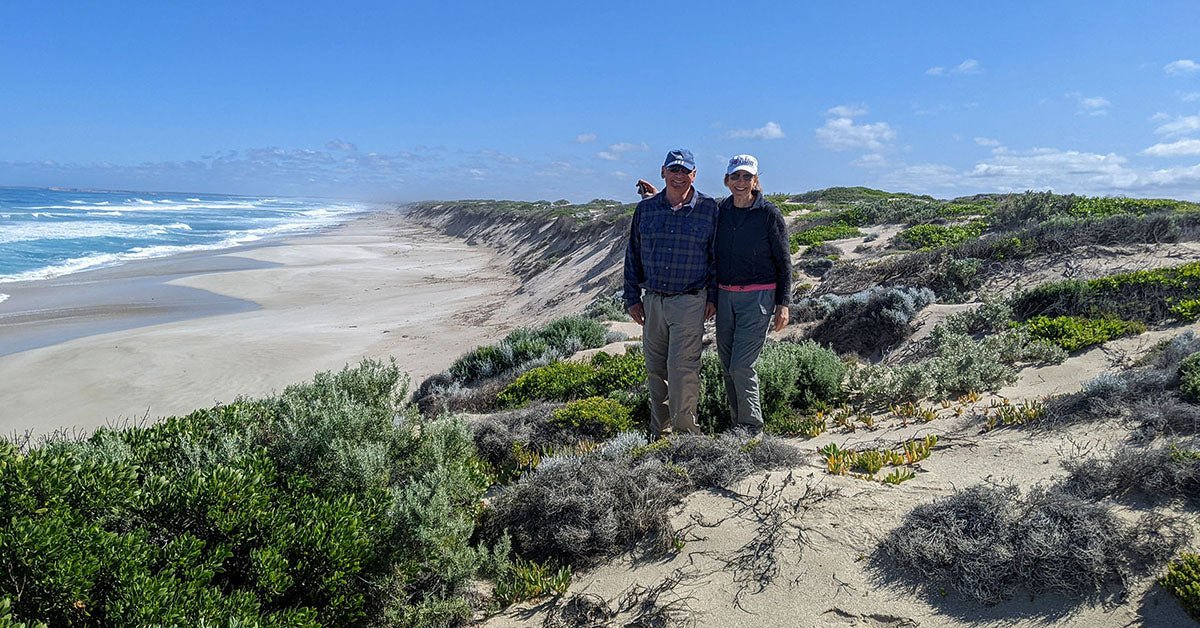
[629, 302, 645, 325]
[772, 305, 790, 332]
[705, 302, 716, 321]
[636, 179, 658, 199]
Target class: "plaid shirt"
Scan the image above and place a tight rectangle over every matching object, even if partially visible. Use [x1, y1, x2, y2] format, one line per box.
[623, 188, 719, 309]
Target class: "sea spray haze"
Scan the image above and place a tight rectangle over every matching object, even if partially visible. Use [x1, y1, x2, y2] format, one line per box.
[0, 187, 365, 285]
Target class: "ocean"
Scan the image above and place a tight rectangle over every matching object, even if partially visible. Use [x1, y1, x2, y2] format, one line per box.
[0, 187, 366, 297]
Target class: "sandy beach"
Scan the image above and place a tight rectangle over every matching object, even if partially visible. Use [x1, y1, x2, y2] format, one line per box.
[0, 209, 523, 437]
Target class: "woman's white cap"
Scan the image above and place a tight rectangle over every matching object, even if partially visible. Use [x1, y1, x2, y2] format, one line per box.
[726, 154, 758, 175]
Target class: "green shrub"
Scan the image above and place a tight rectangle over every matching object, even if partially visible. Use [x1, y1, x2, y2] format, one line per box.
[697, 343, 844, 433]
[896, 221, 985, 250]
[1172, 298, 1200, 321]
[444, 316, 608, 387]
[1070, 196, 1198, 218]
[497, 350, 645, 408]
[993, 190, 1078, 225]
[584, 293, 628, 321]
[551, 397, 635, 438]
[940, 298, 1014, 335]
[756, 341, 845, 420]
[0, 361, 490, 627]
[492, 559, 571, 607]
[846, 363, 934, 406]
[1181, 353, 1200, 403]
[789, 224, 863, 253]
[1161, 553, 1200, 620]
[1011, 261, 1200, 324]
[1021, 315, 1146, 352]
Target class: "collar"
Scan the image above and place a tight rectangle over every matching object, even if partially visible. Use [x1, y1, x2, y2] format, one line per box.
[657, 187, 704, 211]
[721, 190, 765, 210]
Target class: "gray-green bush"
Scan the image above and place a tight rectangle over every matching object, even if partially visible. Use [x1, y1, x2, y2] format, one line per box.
[796, 286, 935, 357]
[483, 433, 802, 566]
[878, 484, 1182, 605]
[698, 341, 845, 432]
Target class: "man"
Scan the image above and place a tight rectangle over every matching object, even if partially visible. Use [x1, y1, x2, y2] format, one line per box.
[623, 149, 719, 438]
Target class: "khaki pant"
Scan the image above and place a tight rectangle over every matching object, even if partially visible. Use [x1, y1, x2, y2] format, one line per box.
[642, 292, 706, 437]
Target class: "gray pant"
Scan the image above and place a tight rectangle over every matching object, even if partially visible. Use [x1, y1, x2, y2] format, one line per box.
[716, 289, 774, 431]
[642, 292, 706, 437]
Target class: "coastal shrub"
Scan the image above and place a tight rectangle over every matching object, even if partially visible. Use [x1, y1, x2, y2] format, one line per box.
[551, 397, 635, 438]
[697, 351, 729, 431]
[802, 286, 935, 357]
[895, 221, 985, 250]
[755, 340, 845, 419]
[878, 483, 1182, 605]
[483, 433, 801, 566]
[497, 349, 645, 408]
[1038, 334, 1200, 433]
[802, 242, 842, 258]
[1070, 196, 1198, 218]
[469, 404, 605, 482]
[583, 292, 628, 321]
[992, 190, 1078, 226]
[1010, 260, 1200, 324]
[940, 298, 1014, 335]
[698, 342, 845, 433]
[789, 224, 863, 253]
[817, 251, 983, 304]
[846, 362, 935, 406]
[1181, 353, 1200, 403]
[1161, 553, 1200, 621]
[1060, 444, 1200, 502]
[442, 315, 608, 388]
[0, 361, 492, 627]
[1021, 315, 1146, 352]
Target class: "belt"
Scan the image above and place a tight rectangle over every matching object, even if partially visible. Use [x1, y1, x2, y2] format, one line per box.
[719, 283, 776, 292]
[646, 288, 702, 297]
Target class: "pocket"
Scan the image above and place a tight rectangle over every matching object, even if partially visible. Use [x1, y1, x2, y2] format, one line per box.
[758, 290, 773, 317]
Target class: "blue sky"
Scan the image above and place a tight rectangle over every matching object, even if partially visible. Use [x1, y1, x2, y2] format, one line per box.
[3, 1, 1200, 202]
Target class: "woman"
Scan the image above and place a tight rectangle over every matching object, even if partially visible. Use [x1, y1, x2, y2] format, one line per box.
[637, 154, 790, 435]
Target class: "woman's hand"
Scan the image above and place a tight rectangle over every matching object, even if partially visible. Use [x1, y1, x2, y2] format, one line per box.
[772, 305, 790, 332]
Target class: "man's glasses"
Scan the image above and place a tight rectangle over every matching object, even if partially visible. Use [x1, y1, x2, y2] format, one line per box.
[666, 165, 693, 174]
[728, 173, 754, 181]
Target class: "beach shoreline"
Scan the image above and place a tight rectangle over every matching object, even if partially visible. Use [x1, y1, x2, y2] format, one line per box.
[0, 207, 524, 437]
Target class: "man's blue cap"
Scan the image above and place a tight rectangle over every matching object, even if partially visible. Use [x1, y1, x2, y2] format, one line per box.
[662, 149, 696, 171]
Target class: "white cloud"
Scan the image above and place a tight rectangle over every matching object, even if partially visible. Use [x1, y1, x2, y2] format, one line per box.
[726, 121, 786, 140]
[974, 137, 1002, 147]
[967, 148, 1132, 188]
[852, 153, 888, 168]
[594, 141, 648, 161]
[926, 59, 982, 76]
[1182, 92, 1200, 103]
[816, 115, 896, 152]
[827, 104, 869, 118]
[1142, 139, 1200, 157]
[1075, 95, 1111, 116]
[1155, 115, 1200, 137]
[608, 142, 649, 152]
[1165, 59, 1200, 75]
[574, 133, 597, 143]
[953, 59, 982, 75]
